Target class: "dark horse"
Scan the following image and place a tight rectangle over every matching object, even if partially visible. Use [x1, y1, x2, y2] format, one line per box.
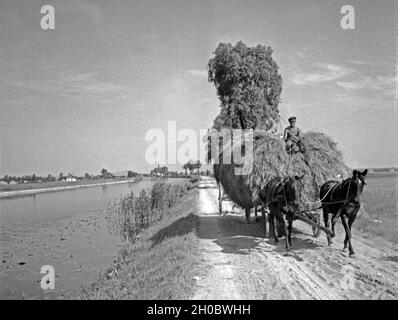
[320, 169, 367, 256]
[259, 175, 304, 251]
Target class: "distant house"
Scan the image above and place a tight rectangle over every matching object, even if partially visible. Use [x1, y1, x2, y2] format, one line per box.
[113, 171, 128, 178]
[9, 180, 17, 185]
[168, 171, 178, 177]
[65, 177, 77, 182]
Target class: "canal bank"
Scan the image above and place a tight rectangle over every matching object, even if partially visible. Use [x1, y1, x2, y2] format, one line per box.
[0, 178, 143, 199]
[0, 178, 188, 299]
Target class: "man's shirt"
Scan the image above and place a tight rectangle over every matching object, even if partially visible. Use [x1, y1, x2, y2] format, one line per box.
[283, 126, 301, 142]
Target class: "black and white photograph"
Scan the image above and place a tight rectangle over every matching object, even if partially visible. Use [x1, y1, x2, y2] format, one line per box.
[0, 0, 397, 303]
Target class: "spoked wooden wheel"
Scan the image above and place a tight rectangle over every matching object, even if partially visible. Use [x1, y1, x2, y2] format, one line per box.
[312, 214, 321, 238]
[312, 225, 321, 238]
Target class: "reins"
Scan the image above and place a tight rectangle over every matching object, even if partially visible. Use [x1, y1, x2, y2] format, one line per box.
[283, 143, 356, 212]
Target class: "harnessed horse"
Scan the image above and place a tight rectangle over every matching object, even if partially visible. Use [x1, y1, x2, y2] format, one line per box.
[320, 169, 368, 256]
[259, 175, 304, 251]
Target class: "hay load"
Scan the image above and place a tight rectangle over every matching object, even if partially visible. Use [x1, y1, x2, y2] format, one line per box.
[206, 41, 350, 212]
[212, 130, 350, 212]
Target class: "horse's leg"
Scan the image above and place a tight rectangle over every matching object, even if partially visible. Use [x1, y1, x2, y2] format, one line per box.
[254, 206, 258, 222]
[331, 208, 341, 238]
[271, 214, 278, 242]
[269, 204, 278, 243]
[341, 215, 354, 255]
[281, 214, 290, 251]
[347, 208, 358, 255]
[261, 206, 267, 237]
[342, 211, 348, 250]
[341, 215, 349, 252]
[343, 216, 351, 252]
[323, 208, 333, 246]
[342, 205, 357, 252]
[287, 214, 294, 247]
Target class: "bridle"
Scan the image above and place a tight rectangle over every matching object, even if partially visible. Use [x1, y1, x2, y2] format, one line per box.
[272, 178, 298, 213]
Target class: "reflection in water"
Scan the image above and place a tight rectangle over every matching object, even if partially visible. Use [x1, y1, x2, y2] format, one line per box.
[101, 184, 108, 196]
[32, 193, 37, 216]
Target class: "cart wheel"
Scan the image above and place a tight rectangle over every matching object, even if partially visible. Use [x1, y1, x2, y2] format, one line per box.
[312, 213, 321, 238]
[312, 225, 321, 238]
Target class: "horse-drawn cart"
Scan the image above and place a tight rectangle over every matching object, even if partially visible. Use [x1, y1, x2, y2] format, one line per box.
[217, 185, 331, 239]
[208, 130, 347, 249]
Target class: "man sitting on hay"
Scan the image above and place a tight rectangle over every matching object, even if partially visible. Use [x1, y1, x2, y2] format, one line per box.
[283, 116, 306, 154]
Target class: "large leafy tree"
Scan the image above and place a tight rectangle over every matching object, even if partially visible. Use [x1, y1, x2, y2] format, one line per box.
[183, 160, 201, 175]
[182, 163, 189, 175]
[190, 160, 202, 174]
[207, 41, 282, 130]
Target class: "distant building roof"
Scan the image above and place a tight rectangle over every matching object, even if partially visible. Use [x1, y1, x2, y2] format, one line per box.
[113, 171, 128, 177]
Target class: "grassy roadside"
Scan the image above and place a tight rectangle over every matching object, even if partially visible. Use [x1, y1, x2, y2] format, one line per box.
[76, 186, 200, 299]
[356, 188, 397, 243]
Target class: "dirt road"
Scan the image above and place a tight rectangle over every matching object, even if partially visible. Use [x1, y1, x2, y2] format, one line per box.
[193, 184, 398, 300]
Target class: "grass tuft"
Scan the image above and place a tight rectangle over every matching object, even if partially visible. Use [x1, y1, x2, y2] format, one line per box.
[356, 187, 397, 243]
[76, 188, 200, 300]
[107, 182, 189, 243]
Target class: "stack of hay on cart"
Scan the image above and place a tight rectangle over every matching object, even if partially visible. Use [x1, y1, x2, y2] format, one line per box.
[211, 130, 350, 212]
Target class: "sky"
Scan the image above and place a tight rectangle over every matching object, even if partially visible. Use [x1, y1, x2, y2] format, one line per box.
[0, 0, 397, 176]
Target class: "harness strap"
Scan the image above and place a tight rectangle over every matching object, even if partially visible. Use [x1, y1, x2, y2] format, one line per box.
[320, 181, 339, 202]
[302, 178, 361, 212]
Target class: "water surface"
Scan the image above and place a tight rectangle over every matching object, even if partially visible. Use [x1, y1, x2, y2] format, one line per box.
[0, 178, 187, 299]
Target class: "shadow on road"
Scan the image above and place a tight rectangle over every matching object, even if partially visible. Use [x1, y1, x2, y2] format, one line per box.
[197, 213, 324, 256]
[384, 255, 398, 263]
[150, 213, 199, 246]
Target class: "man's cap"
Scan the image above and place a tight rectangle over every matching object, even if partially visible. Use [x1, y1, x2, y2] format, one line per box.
[288, 116, 297, 122]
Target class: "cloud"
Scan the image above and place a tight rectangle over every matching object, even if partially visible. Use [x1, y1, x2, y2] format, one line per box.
[6, 70, 133, 102]
[295, 51, 308, 60]
[347, 60, 391, 67]
[337, 75, 396, 94]
[187, 69, 207, 78]
[291, 63, 354, 85]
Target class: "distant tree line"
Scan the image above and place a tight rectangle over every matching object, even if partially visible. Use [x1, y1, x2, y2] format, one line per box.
[1, 173, 68, 184]
[150, 166, 168, 176]
[1, 168, 141, 184]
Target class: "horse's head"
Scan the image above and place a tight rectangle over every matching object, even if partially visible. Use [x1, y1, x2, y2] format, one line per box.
[350, 169, 368, 201]
[284, 174, 305, 213]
